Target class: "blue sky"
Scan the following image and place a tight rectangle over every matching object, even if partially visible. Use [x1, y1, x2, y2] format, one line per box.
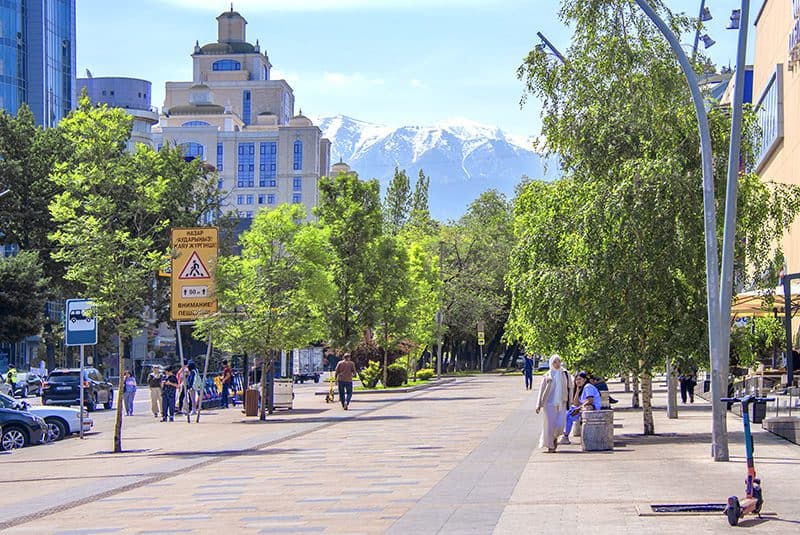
[76, 1, 759, 140]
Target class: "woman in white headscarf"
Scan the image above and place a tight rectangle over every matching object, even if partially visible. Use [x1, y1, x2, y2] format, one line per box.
[536, 355, 570, 452]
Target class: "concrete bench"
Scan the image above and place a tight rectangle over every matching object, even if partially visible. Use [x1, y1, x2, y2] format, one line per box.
[581, 409, 614, 451]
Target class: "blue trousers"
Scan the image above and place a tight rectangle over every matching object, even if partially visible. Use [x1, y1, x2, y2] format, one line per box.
[564, 406, 581, 436]
[338, 381, 353, 406]
[221, 382, 230, 408]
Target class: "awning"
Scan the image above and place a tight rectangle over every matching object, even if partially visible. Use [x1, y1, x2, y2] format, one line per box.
[730, 285, 800, 317]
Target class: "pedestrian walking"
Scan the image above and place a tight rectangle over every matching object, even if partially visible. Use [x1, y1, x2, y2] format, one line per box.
[161, 367, 178, 421]
[678, 370, 696, 404]
[535, 355, 571, 453]
[186, 361, 202, 414]
[334, 353, 357, 410]
[177, 364, 188, 414]
[147, 366, 163, 418]
[122, 371, 137, 416]
[220, 359, 232, 408]
[6, 365, 17, 395]
[523, 354, 534, 390]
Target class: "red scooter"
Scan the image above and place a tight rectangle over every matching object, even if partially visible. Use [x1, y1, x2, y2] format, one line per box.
[720, 395, 773, 526]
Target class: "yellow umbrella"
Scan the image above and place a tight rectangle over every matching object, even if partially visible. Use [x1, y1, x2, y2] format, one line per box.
[730, 286, 800, 317]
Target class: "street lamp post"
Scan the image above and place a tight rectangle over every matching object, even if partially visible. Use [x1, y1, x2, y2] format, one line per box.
[634, 0, 728, 460]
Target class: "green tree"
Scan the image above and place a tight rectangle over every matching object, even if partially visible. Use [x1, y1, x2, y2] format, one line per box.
[509, 1, 800, 434]
[0, 251, 49, 344]
[48, 95, 222, 452]
[195, 204, 333, 419]
[316, 171, 383, 351]
[384, 167, 412, 235]
[372, 235, 412, 385]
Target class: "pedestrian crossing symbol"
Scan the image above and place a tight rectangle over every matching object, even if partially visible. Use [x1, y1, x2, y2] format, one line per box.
[177, 251, 210, 280]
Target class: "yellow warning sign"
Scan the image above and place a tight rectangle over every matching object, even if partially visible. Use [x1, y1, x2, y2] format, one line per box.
[170, 227, 218, 321]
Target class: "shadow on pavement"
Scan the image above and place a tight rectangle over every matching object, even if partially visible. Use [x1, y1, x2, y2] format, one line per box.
[236, 414, 415, 425]
[150, 447, 303, 458]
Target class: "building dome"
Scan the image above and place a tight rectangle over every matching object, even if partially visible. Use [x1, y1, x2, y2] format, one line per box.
[289, 114, 313, 126]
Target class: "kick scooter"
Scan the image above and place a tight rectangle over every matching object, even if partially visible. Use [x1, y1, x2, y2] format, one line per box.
[720, 394, 773, 526]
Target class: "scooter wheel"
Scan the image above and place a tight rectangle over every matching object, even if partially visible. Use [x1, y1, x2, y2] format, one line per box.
[726, 496, 741, 526]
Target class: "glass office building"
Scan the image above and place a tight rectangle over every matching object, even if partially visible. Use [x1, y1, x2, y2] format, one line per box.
[0, 0, 75, 127]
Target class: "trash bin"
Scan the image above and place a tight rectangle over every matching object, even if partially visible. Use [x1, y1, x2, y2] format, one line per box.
[581, 410, 614, 451]
[244, 388, 259, 417]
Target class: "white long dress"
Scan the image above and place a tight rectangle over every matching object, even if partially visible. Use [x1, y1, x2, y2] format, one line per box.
[538, 371, 567, 449]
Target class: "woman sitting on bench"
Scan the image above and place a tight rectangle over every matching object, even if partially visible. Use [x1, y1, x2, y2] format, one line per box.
[560, 371, 602, 445]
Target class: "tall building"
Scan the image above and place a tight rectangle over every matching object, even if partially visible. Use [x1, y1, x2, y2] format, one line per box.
[0, 0, 76, 126]
[77, 75, 159, 149]
[153, 8, 331, 220]
[754, 1, 800, 272]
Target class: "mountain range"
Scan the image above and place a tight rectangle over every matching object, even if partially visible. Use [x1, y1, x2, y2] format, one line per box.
[316, 115, 557, 221]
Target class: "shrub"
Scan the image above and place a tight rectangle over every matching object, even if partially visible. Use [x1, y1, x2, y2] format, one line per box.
[358, 360, 381, 389]
[384, 363, 408, 387]
[416, 368, 435, 381]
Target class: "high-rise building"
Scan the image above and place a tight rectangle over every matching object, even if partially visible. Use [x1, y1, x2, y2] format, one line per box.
[0, 0, 76, 126]
[152, 8, 331, 220]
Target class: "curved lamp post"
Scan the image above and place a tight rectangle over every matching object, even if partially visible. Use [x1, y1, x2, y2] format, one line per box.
[634, 0, 747, 462]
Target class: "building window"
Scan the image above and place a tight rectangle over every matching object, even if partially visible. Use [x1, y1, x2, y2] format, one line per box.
[293, 177, 302, 191]
[236, 195, 245, 205]
[3, 243, 19, 258]
[242, 90, 251, 126]
[218, 179, 224, 190]
[217, 143, 224, 172]
[755, 66, 784, 171]
[180, 142, 204, 161]
[246, 194, 254, 205]
[156, 144, 162, 152]
[267, 194, 276, 205]
[293, 140, 303, 170]
[237, 143, 255, 187]
[258, 194, 266, 204]
[292, 193, 302, 204]
[181, 120, 211, 127]
[259, 142, 277, 187]
[245, 211, 254, 218]
[212, 59, 241, 71]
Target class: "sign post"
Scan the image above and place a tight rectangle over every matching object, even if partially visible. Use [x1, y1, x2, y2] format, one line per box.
[65, 299, 97, 439]
[477, 321, 485, 373]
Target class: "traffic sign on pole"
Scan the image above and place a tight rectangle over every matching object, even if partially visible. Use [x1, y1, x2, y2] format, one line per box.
[65, 299, 97, 346]
[170, 227, 218, 321]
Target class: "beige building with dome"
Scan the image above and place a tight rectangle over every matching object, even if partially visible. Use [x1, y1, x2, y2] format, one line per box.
[153, 8, 331, 219]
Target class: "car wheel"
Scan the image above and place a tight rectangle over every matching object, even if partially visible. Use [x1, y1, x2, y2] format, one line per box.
[86, 393, 97, 412]
[45, 418, 68, 441]
[104, 391, 113, 410]
[21, 386, 28, 398]
[1, 426, 28, 451]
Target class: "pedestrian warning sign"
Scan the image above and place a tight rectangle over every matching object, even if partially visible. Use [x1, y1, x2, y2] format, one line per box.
[178, 251, 210, 279]
[170, 227, 218, 321]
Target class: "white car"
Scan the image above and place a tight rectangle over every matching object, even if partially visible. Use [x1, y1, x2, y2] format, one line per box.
[0, 393, 93, 441]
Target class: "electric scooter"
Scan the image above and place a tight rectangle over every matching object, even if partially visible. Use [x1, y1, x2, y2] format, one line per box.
[720, 394, 774, 526]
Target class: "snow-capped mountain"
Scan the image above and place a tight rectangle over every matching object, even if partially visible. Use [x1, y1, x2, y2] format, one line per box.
[316, 115, 556, 221]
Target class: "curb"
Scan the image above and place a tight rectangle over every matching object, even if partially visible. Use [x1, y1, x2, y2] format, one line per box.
[314, 377, 457, 396]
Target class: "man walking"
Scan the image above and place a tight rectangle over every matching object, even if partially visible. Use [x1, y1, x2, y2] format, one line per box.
[147, 366, 163, 418]
[334, 353, 357, 410]
[6, 365, 17, 396]
[161, 367, 178, 422]
[220, 360, 232, 409]
[523, 355, 534, 390]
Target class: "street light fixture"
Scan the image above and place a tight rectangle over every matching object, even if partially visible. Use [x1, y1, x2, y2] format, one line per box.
[700, 34, 716, 49]
[0, 188, 10, 198]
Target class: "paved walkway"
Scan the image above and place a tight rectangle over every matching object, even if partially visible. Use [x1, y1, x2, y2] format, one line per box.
[1, 374, 799, 534]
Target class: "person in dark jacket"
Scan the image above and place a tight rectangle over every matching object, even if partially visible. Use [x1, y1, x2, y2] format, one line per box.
[523, 355, 534, 390]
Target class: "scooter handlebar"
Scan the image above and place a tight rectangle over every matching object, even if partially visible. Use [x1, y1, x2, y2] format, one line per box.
[720, 396, 775, 402]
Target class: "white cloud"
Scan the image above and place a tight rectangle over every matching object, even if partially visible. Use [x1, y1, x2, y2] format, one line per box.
[323, 72, 384, 87]
[409, 79, 424, 88]
[270, 68, 300, 83]
[163, 0, 492, 11]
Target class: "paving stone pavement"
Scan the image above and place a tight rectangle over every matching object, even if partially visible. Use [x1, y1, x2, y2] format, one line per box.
[1, 374, 799, 534]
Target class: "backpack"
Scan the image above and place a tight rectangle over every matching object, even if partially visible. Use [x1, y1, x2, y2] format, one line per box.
[192, 370, 203, 390]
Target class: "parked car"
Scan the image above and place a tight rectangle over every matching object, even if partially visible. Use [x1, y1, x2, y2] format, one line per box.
[0, 393, 92, 441]
[0, 376, 11, 396]
[41, 368, 113, 412]
[13, 372, 44, 398]
[0, 407, 48, 451]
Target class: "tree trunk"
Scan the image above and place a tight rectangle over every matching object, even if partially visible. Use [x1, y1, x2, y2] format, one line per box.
[631, 373, 640, 408]
[641, 368, 655, 435]
[112, 331, 126, 453]
[259, 358, 267, 421]
[382, 330, 389, 387]
[666, 358, 678, 419]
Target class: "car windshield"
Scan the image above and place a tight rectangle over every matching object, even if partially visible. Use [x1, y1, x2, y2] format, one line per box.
[48, 372, 81, 383]
[0, 393, 16, 408]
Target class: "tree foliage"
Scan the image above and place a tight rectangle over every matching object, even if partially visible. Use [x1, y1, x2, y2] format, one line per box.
[0, 251, 49, 344]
